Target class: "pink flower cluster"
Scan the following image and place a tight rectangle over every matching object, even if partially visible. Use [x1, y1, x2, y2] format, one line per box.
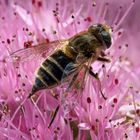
[0, 0, 140, 140]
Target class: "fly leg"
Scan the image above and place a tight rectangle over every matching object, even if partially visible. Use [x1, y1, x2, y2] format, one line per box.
[61, 72, 79, 107]
[48, 72, 79, 128]
[97, 56, 110, 63]
[48, 105, 60, 128]
[89, 67, 107, 100]
[93, 56, 110, 99]
[65, 72, 79, 93]
[83, 64, 107, 100]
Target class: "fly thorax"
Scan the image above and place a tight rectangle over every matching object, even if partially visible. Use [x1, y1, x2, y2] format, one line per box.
[69, 34, 95, 58]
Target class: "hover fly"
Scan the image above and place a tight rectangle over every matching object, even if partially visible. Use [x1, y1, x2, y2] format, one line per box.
[10, 23, 112, 127]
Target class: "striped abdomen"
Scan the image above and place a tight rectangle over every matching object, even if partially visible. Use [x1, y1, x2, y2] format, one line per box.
[31, 50, 74, 94]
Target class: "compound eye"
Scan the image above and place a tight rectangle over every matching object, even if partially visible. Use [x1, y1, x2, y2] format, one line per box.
[101, 31, 109, 37]
[100, 31, 111, 48]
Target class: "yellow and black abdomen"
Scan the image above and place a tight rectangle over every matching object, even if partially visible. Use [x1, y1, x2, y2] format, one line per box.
[31, 49, 74, 95]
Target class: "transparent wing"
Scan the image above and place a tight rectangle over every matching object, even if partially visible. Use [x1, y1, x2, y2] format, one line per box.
[61, 53, 92, 91]
[9, 40, 68, 63]
[60, 62, 81, 91]
[48, 57, 93, 127]
[61, 62, 80, 81]
[75, 58, 92, 92]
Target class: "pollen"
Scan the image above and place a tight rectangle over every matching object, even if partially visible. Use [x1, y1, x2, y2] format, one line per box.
[114, 79, 119, 85]
[113, 98, 118, 103]
[87, 97, 91, 103]
[136, 127, 140, 133]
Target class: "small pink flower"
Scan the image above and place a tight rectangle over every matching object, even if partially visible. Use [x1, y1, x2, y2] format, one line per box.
[0, 0, 140, 139]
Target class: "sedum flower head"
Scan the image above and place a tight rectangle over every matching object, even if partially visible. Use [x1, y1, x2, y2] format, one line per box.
[0, 0, 140, 140]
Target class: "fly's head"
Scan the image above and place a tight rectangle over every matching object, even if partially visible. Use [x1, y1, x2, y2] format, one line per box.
[88, 23, 112, 50]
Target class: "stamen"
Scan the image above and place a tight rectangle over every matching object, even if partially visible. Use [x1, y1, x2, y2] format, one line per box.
[92, 1, 96, 7]
[87, 97, 91, 103]
[112, 6, 122, 27]
[102, 3, 109, 21]
[131, 87, 140, 127]
[71, 1, 78, 34]
[37, 1, 42, 7]
[30, 97, 46, 125]
[136, 127, 140, 133]
[62, 4, 83, 28]
[113, 98, 118, 103]
[114, 78, 119, 85]
[97, 0, 106, 22]
[32, 0, 35, 4]
[114, 1, 135, 31]
[0, 109, 29, 140]
[7, 38, 10, 44]
[10, 98, 27, 122]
